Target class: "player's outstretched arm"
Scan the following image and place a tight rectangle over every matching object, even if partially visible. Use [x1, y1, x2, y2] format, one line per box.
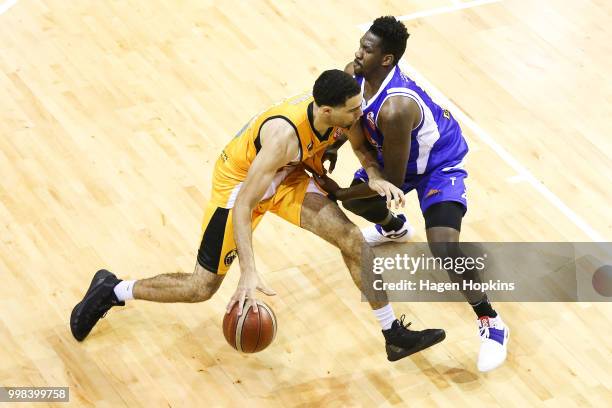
[227, 119, 299, 315]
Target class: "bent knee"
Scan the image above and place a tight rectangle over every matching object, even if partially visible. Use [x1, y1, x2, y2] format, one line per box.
[187, 265, 224, 302]
[187, 284, 215, 303]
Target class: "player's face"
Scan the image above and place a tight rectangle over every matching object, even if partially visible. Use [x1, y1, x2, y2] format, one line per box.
[330, 94, 363, 129]
[353, 32, 384, 76]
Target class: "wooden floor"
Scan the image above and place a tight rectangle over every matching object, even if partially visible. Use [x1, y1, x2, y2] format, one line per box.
[1, 0, 611, 406]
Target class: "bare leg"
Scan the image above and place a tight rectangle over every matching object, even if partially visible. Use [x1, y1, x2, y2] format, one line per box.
[299, 193, 388, 310]
[133, 262, 224, 303]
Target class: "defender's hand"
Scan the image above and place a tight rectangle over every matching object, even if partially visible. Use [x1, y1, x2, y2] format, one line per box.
[368, 178, 406, 209]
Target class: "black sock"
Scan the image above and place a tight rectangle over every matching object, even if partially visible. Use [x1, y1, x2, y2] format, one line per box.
[381, 215, 404, 232]
[471, 296, 497, 318]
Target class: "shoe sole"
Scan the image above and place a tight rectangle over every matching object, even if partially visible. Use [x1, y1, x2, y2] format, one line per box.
[70, 269, 115, 341]
[386, 329, 446, 362]
[363, 235, 414, 247]
[362, 226, 415, 247]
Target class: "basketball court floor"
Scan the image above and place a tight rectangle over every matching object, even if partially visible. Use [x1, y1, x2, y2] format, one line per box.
[0, 0, 610, 406]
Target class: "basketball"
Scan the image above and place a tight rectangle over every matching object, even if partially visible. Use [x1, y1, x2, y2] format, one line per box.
[223, 300, 277, 353]
[592, 265, 612, 297]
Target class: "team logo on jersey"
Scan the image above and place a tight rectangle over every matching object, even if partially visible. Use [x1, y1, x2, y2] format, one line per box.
[425, 189, 442, 199]
[364, 112, 381, 149]
[332, 128, 343, 140]
[443, 109, 451, 119]
[364, 129, 379, 149]
[224, 248, 238, 266]
[366, 111, 376, 130]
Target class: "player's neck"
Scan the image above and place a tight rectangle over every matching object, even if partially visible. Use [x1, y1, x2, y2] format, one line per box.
[364, 66, 393, 98]
[312, 106, 331, 135]
[311, 104, 332, 135]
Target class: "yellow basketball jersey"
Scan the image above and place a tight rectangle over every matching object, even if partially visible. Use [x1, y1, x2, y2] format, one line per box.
[217, 92, 342, 182]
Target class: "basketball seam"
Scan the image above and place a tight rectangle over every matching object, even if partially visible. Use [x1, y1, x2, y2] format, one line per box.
[266, 303, 277, 342]
[258, 302, 277, 342]
[254, 301, 262, 352]
[235, 307, 249, 352]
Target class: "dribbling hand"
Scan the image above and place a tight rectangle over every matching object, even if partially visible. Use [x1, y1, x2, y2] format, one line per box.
[226, 272, 276, 316]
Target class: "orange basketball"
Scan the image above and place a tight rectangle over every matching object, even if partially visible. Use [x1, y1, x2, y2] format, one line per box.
[223, 300, 277, 353]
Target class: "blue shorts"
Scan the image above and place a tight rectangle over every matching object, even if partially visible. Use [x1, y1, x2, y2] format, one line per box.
[354, 160, 468, 214]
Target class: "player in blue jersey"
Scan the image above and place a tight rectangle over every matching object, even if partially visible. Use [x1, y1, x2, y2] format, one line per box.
[318, 16, 509, 372]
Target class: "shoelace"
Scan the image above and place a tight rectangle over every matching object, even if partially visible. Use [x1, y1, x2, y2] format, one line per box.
[398, 314, 413, 330]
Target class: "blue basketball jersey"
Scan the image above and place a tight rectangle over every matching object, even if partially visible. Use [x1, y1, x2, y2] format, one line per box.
[355, 66, 468, 176]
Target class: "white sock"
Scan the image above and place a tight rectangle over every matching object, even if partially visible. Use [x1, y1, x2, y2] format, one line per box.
[373, 304, 396, 330]
[113, 280, 136, 302]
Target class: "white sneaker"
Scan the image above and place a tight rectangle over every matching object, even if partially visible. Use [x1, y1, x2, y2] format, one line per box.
[477, 315, 510, 372]
[361, 214, 415, 246]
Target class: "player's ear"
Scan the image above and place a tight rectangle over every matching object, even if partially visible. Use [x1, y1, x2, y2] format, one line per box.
[319, 106, 333, 116]
[382, 54, 395, 67]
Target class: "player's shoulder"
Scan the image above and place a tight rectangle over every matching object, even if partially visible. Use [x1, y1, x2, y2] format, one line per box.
[379, 94, 420, 122]
[260, 116, 298, 143]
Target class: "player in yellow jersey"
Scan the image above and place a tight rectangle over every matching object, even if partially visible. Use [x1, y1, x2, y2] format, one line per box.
[71, 70, 445, 362]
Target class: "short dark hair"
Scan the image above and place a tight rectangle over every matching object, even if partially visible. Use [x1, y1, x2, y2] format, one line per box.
[313, 69, 360, 107]
[369, 16, 410, 65]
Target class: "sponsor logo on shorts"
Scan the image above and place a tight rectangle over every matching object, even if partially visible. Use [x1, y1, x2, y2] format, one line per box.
[224, 248, 238, 266]
[425, 189, 442, 199]
[307, 141, 313, 151]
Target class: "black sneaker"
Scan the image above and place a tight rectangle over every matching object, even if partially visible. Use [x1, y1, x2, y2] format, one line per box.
[70, 269, 124, 341]
[382, 315, 446, 362]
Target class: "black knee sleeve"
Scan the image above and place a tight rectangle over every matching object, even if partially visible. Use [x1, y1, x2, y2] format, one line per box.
[424, 201, 465, 231]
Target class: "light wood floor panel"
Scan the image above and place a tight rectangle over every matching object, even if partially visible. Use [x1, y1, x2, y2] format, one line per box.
[1, 0, 611, 406]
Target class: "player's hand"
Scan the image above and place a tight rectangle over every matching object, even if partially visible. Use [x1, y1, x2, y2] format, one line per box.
[368, 178, 406, 209]
[322, 148, 339, 173]
[313, 172, 341, 196]
[226, 272, 276, 316]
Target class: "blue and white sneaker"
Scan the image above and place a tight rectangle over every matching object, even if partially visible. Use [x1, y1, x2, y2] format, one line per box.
[361, 214, 415, 246]
[477, 315, 510, 372]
